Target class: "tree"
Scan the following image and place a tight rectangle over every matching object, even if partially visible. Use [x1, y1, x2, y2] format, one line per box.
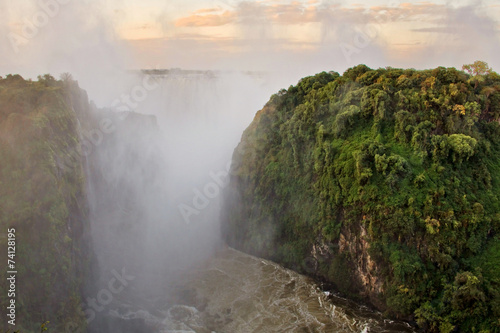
[462, 61, 492, 77]
[462, 61, 493, 89]
[60, 72, 73, 82]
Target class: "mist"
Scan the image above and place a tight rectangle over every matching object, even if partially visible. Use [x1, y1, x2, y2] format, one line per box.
[71, 68, 279, 330]
[1, 0, 500, 331]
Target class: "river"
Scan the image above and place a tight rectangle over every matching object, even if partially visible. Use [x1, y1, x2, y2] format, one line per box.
[103, 248, 416, 333]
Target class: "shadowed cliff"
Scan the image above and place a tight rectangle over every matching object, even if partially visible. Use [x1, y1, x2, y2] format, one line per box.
[0, 74, 96, 332]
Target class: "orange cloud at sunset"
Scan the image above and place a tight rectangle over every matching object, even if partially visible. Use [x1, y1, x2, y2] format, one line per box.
[160, 0, 500, 74]
[175, 9, 235, 27]
[173, 1, 449, 29]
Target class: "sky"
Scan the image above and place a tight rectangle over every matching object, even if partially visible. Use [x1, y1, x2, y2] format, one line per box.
[114, 0, 500, 72]
[1, 0, 500, 98]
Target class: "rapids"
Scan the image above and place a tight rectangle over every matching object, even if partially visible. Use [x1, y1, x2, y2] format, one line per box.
[99, 248, 416, 333]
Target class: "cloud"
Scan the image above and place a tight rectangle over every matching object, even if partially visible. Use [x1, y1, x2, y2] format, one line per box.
[411, 27, 455, 33]
[156, 0, 500, 74]
[193, 8, 224, 15]
[174, 1, 320, 28]
[5, 0, 498, 89]
[237, 1, 319, 25]
[173, 1, 451, 28]
[175, 10, 235, 27]
[368, 2, 446, 22]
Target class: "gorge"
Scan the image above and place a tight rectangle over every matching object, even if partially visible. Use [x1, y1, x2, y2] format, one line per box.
[1, 64, 499, 333]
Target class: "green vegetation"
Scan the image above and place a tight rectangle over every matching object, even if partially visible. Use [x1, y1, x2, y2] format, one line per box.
[0, 74, 92, 332]
[223, 63, 500, 332]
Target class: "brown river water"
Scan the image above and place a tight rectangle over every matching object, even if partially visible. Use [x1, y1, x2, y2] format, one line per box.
[104, 248, 416, 333]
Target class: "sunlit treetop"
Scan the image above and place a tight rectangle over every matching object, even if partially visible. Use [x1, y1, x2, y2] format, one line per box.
[462, 60, 494, 77]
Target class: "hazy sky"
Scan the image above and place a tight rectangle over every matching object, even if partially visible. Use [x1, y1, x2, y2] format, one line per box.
[114, 0, 500, 72]
[1, 0, 500, 88]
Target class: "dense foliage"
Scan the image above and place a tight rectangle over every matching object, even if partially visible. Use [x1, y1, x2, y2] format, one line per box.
[223, 63, 500, 332]
[0, 74, 92, 332]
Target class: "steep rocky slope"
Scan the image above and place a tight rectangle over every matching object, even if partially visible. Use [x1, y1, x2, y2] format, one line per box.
[223, 64, 500, 332]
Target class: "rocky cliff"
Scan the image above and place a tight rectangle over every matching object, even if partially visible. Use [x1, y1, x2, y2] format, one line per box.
[222, 64, 500, 332]
[0, 75, 146, 332]
[0, 74, 100, 332]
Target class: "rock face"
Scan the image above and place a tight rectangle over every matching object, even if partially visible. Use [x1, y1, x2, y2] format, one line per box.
[338, 225, 384, 307]
[222, 65, 500, 332]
